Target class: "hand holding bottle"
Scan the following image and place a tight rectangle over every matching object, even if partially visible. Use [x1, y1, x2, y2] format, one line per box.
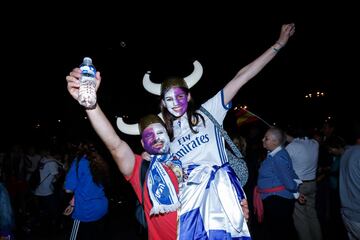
[78, 57, 97, 108]
[66, 58, 102, 108]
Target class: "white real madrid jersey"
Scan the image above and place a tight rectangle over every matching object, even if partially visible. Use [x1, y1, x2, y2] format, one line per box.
[170, 90, 231, 169]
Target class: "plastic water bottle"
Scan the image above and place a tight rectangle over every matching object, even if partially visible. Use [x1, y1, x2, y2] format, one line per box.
[78, 57, 97, 108]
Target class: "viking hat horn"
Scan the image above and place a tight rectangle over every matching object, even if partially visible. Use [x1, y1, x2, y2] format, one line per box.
[116, 113, 164, 135]
[143, 60, 203, 95]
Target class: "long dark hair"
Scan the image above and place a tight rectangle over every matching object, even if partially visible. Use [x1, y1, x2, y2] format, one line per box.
[74, 141, 109, 186]
[160, 86, 205, 140]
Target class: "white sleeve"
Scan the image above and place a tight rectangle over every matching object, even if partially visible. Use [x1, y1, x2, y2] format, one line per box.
[201, 90, 231, 124]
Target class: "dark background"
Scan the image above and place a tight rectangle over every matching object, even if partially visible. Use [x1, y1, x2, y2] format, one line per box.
[1, 4, 358, 148]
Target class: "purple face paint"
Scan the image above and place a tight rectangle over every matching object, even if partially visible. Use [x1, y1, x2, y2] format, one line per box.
[141, 123, 170, 155]
[163, 87, 188, 117]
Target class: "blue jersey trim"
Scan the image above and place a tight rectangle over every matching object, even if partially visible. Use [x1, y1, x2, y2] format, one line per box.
[221, 89, 232, 110]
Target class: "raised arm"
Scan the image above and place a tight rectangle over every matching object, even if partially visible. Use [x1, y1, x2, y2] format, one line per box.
[223, 23, 295, 105]
[66, 68, 135, 176]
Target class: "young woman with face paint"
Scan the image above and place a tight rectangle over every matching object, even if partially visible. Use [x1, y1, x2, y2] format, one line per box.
[66, 69, 181, 240]
[156, 23, 296, 239]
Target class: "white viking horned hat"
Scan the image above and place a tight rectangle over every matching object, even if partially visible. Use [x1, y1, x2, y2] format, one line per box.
[116, 113, 164, 136]
[143, 60, 203, 96]
[116, 60, 203, 135]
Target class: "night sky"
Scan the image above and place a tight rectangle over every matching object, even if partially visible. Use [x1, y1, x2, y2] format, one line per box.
[1, 4, 358, 146]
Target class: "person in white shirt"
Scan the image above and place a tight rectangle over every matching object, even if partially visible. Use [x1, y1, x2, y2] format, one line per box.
[285, 125, 322, 240]
[33, 147, 60, 235]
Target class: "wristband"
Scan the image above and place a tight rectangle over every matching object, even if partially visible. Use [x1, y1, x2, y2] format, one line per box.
[273, 41, 284, 52]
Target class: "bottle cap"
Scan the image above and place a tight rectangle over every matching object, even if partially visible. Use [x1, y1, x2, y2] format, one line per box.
[83, 57, 93, 65]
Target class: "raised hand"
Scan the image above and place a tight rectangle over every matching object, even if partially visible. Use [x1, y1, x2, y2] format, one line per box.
[65, 68, 102, 102]
[277, 23, 296, 47]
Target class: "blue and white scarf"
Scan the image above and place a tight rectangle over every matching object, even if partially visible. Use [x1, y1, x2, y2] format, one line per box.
[147, 154, 181, 215]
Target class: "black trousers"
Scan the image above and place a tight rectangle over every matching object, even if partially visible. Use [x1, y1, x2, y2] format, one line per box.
[69, 216, 106, 240]
[263, 195, 296, 240]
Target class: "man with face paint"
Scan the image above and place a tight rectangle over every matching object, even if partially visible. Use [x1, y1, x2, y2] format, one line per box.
[66, 69, 180, 240]
[154, 23, 295, 239]
[142, 121, 170, 154]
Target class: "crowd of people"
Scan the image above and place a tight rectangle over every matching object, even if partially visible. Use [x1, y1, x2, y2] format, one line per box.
[1, 22, 359, 240]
